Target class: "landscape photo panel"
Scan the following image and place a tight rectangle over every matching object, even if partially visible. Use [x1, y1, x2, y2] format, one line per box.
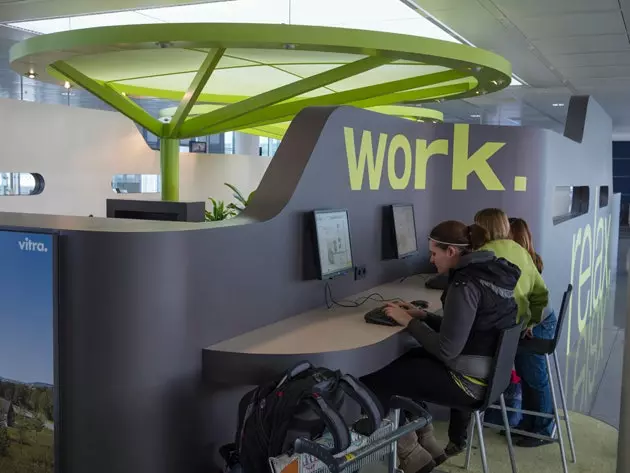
[0, 231, 55, 473]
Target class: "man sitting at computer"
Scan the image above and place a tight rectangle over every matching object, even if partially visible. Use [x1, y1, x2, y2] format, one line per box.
[360, 220, 520, 473]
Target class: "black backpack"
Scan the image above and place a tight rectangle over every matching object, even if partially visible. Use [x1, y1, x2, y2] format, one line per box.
[230, 361, 383, 473]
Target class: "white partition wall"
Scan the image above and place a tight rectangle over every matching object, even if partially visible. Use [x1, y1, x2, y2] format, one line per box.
[0, 98, 271, 216]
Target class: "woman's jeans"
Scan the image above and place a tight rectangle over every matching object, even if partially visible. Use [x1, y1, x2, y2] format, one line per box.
[514, 310, 558, 436]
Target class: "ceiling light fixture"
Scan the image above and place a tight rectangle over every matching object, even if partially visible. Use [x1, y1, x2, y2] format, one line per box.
[64, 81, 71, 89]
[25, 69, 37, 79]
[470, 114, 481, 118]
[552, 103, 565, 107]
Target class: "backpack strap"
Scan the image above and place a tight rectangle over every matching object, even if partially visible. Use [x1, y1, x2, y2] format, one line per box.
[339, 374, 383, 434]
[276, 361, 313, 389]
[304, 393, 351, 454]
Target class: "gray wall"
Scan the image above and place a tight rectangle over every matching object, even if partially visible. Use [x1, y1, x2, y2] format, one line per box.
[0, 98, 617, 473]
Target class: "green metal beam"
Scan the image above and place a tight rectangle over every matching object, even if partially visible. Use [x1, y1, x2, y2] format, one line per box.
[192, 69, 465, 137]
[350, 81, 472, 108]
[167, 48, 225, 137]
[50, 60, 164, 137]
[178, 55, 395, 137]
[160, 138, 180, 201]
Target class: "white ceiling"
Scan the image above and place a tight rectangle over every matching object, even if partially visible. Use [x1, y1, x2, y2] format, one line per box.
[0, 0, 224, 23]
[1, 0, 630, 135]
[412, 0, 630, 134]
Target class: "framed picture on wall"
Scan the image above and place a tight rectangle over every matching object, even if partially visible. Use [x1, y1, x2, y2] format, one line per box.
[189, 141, 207, 153]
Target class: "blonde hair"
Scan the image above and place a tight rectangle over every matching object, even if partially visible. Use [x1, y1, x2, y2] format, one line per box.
[474, 208, 510, 240]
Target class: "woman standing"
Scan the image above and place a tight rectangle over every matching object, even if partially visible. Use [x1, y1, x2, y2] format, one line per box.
[509, 217, 558, 447]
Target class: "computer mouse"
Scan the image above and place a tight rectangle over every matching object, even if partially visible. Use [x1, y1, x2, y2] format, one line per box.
[410, 300, 429, 309]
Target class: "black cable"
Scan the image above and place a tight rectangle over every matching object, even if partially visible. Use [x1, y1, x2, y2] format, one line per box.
[324, 282, 402, 309]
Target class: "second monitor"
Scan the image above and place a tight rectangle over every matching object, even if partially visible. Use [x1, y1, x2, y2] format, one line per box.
[382, 204, 418, 260]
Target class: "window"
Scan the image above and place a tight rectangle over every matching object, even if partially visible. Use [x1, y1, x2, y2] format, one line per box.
[224, 132, 234, 154]
[259, 137, 281, 157]
[599, 186, 609, 208]
[112, 174, 160, 194]
[0, 172, 44, 195]
[553, 186, 590, 225]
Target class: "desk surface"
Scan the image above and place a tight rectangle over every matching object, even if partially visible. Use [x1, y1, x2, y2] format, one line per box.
[210, 275, 442, 355]
[203, 275, 442, 385]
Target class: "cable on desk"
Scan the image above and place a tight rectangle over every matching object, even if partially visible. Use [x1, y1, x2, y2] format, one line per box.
[324, 282, 402, 309]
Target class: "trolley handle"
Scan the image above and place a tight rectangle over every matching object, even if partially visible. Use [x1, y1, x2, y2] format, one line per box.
[389, 396, 432, 423]
[294, 438, 340, 473]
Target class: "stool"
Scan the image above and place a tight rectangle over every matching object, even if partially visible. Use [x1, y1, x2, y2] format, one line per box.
[485, 284, 576, 473]
[437, 323, 523, 473]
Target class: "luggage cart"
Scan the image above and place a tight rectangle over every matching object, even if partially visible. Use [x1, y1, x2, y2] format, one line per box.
[291, 396, 432, 473]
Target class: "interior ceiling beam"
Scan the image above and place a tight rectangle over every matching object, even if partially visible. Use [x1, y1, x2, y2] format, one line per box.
[0, 0, 227, 23]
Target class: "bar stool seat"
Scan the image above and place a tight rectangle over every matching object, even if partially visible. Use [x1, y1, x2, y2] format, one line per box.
[485, 284, 576, 473]
[438, 323, 524, 473]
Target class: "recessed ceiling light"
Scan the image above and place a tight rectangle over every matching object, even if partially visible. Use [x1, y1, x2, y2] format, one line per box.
[25, 70, 37, 79]
[470, 114, 481, 118]
[552, 103, 565, 107]
[63, 81, 71, 89]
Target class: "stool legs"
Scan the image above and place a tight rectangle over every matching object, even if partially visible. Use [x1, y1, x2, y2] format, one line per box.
[553, 351, 577, 463]
[474, 411, 490, 473]
[465, 415, 475, 470]
[546, 354, 569, 473]
[499, 394, 518, 473]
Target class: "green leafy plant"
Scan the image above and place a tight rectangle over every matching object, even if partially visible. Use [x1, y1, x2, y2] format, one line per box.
[225, 182, 255, 213]
[205, 198, 236, 221]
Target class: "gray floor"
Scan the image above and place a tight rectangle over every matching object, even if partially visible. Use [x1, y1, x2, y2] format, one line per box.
[588, 236, 628, 428]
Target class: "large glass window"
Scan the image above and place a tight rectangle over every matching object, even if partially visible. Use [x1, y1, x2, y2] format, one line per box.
[112, 174, 160, 194]
[224, 132, 235, 154]
[0, 172, 45, 195]
[259, 137, 281, 157]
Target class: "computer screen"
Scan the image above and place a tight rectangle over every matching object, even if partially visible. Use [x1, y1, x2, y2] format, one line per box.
[392, 204, 418, 258]
[313, 210, 354, 279]
[0, 230, 57, 473]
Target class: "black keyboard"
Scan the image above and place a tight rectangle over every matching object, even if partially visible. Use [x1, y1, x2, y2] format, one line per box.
[364, 307, 399, 326]
[364, 300, 429, 326]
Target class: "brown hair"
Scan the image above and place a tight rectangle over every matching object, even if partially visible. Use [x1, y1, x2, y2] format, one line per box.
[509, 217, 544, 273]
[474, 208, 510, 240]
[429, 220, 490, 251]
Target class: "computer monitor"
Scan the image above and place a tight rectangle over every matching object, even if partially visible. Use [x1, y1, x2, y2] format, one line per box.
[392, 204, 418, 258]
[383, 204, 418, 259]
[313, 209, 354, 279]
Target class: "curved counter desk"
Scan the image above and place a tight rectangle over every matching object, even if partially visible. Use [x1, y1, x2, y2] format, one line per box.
[203, 275, 443, 385]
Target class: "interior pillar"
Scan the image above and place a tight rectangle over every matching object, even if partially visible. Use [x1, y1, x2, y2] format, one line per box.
[160, 138, 180, 201]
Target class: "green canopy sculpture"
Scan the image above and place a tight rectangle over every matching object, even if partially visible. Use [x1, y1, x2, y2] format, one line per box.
[158, 104, 445, 140]
[10, 23, 511, 200]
